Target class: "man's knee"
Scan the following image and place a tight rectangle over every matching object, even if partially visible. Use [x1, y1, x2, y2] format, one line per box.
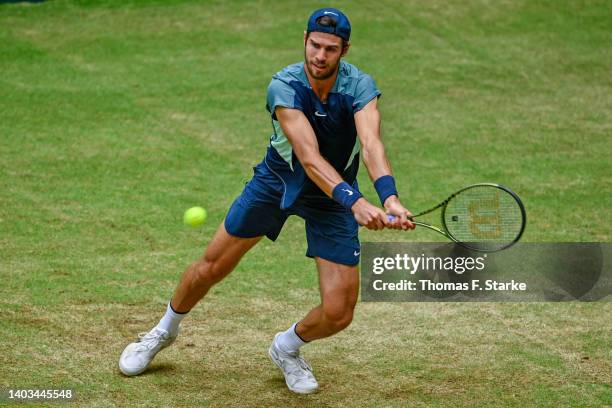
[322, 302, 355, 332]
[189, 225, 261, 287]
[191, 254, 227, 285]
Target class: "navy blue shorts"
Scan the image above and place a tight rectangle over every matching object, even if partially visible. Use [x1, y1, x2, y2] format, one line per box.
[225, 162, 360, 266]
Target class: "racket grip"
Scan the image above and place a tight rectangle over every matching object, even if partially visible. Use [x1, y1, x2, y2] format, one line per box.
[387, 215, 415, 222]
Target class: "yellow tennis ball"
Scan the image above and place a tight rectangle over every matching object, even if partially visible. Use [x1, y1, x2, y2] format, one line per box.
[183, 206, 207, 227]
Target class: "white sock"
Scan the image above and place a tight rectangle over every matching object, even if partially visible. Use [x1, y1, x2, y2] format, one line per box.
[276, 322, 307, 354]
[155, 301, 188, 336]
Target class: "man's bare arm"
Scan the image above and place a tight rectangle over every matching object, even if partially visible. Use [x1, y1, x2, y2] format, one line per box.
[354, 98, 392, 181]
[275, 106, 388, 230]
[275, 107, 342, 196]
[354, 98, 415, 230]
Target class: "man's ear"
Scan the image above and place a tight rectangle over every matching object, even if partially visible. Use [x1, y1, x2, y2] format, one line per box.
[341, 42, 351, 57]
[303, 31, 308, 46]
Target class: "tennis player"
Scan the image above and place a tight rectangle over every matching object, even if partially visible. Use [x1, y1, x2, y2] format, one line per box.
[119, 8, 414, 394]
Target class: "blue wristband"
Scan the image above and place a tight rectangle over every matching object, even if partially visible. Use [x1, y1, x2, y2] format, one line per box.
[374, 175, 398, 205]
[332, 182, 363, 211]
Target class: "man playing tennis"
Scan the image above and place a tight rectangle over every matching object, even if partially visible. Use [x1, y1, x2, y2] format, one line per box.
[119, 8, 414, 394]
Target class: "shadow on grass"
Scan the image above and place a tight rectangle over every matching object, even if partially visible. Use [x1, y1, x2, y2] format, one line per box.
[123, 363, 178, 377]
[265, 375, 286, 388]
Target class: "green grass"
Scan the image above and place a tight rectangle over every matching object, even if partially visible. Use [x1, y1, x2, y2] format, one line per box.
[1, 0, 611, 406]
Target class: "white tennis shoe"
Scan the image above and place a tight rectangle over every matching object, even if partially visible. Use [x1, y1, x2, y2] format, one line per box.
[268, 333, 319, 394]
[119, 327, 178, 376]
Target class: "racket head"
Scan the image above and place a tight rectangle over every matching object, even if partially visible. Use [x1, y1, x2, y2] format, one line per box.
[441, 183, 526, 252]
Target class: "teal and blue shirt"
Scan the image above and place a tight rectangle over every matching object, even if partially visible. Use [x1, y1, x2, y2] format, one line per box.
[262, 60, 381, 209]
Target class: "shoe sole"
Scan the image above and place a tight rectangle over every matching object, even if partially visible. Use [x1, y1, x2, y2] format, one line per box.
[268, 336, 318, 395]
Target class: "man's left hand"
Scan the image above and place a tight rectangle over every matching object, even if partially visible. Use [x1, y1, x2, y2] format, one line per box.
[383, 196, 415, 230]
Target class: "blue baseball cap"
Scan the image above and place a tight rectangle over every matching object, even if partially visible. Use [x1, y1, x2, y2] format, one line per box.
[306, 8, 351, 42]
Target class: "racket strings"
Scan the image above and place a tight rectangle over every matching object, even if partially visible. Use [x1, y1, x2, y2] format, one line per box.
[443, 186, 524, 251]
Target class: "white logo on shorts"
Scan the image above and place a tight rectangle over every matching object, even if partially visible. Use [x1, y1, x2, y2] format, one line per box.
[353, 251, 360, 256]
[314, 111, 327, 117]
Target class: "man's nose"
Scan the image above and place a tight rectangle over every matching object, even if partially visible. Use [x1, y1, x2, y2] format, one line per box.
[315, 48, 326, 61]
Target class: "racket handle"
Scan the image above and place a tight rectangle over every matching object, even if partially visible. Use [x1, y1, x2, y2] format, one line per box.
[387, 215, 414, 221]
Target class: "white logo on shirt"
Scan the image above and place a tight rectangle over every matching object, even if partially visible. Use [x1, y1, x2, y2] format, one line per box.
[341, 189, 354, 196]
[314, 111, 327, 117]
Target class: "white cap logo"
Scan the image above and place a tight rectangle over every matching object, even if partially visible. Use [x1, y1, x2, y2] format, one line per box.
[323, 11, 339, 16]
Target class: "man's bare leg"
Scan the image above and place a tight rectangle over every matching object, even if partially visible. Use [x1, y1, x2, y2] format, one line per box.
[119, 222, 261, 376]
[171, 223, 262, 313]
[268, 257, 359, 393]
[296, 257, 359, 340]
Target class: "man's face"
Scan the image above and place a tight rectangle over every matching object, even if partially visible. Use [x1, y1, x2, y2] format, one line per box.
[304, 31, 347, 80]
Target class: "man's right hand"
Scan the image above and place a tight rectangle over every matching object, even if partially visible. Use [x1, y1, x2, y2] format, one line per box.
[351, 198, 389, 230]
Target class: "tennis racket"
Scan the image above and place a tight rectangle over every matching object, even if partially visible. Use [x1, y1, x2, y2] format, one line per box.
[388, 183, 526, 252]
